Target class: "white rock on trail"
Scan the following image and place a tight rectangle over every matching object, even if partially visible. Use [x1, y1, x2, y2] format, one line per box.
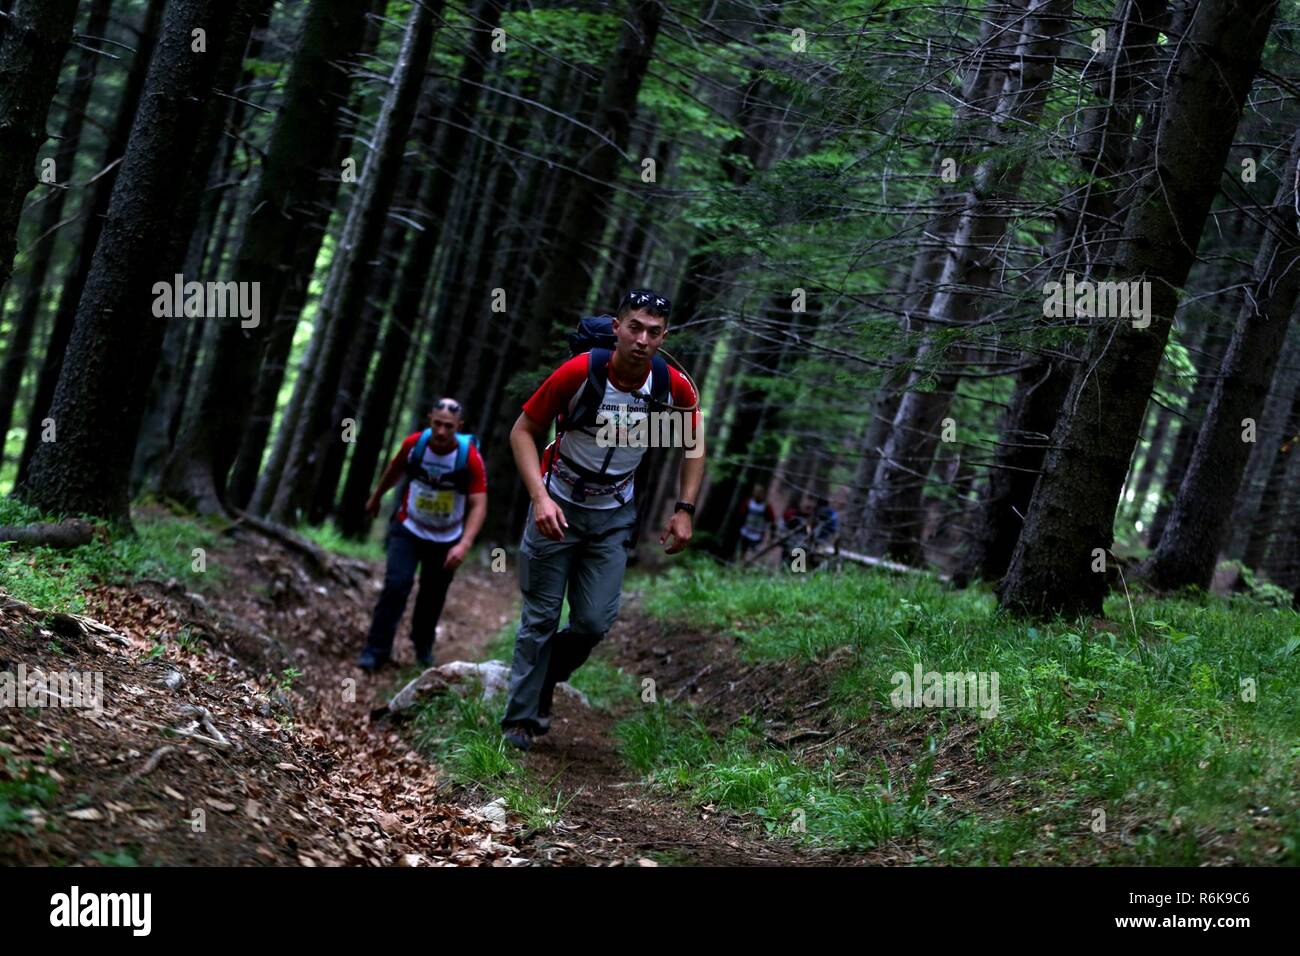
[386, 660, 590, 715]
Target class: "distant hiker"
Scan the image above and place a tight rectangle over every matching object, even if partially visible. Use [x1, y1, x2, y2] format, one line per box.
[499, 288, 704, 750]
[812, 497, 839, 547]
[736, 483, 777, 561]
[781, 498, 812, 565]
[356, 398, 487, 672]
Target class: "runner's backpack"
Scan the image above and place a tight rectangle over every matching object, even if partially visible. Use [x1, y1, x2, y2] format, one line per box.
[557, 315, 672, 436]
[397, 431, 478, 524]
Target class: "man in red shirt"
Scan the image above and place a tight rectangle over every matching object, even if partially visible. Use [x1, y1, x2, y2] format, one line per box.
[356, 397, 487, 672]
[500, 289, 705, 750]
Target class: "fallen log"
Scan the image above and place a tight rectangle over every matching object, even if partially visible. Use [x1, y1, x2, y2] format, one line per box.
[814, 544, 950, 581]
[0, 593, 132, 648]
[0, 520, 95, 549]
[229, 511, 369, 586]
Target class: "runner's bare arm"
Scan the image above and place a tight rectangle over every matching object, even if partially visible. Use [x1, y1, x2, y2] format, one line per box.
[661, 434, 706, 554]
[461, 492, 487, 547]
[366, 449, 408, 517]
[445, 491, 487, 569]
[510, 412, 568, 539]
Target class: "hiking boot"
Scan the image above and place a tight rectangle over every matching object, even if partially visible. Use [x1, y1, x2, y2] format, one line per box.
[356, 649, 388, 673]
[503, 725, 534, 751]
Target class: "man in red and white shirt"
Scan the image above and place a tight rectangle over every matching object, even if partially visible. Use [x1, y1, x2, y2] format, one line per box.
[357, 397, 487, 672]
[500, 289, 706, 750]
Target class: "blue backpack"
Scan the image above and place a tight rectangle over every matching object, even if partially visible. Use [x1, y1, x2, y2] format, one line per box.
[405, 430, 477, 493]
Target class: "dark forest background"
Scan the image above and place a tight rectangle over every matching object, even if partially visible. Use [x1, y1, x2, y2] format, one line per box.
[2, 0, 1299, 617]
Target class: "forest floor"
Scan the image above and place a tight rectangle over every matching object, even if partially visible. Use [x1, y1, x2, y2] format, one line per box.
[2, 505, 1298, 866]
[0, 506, 866, 865]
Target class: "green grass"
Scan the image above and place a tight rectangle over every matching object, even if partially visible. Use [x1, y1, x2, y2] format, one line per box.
[409, 689, 572, 830]
[412, 609, 634, 828]
[0, 498, 224, 613]
[616, 707, 940, 851]
[295, 522, 385, 563]
[0, 746, 63, 836]
[632, 557, 1300, 863]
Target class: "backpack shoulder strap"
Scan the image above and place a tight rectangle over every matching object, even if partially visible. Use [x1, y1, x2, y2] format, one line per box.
[560, 350, 610, 432]
[410, 428, 432, 466]
[454, 433, 472, 471]
[649, 354, 670, 406]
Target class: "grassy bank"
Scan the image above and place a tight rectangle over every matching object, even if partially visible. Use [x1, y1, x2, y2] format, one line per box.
[622, 558, 1300, 864]
[0, 499, 224, 613]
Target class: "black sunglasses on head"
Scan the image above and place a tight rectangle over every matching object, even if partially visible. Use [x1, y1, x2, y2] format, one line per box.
[619, 289, 671, 317]
[433, 399, 462, 414]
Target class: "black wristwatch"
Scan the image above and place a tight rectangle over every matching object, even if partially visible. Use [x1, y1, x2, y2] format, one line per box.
[674, 500, 696, 516]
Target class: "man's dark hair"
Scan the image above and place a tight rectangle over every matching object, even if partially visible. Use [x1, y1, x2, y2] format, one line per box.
[616, 288, 671, 322]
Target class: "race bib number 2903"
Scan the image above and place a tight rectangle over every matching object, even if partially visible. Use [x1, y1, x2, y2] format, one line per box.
[414, 490, 455, 518]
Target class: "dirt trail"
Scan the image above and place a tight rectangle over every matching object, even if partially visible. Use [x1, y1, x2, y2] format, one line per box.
[1, 519, 882, 866]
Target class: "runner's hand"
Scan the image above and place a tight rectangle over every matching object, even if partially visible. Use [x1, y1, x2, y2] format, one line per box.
[444, 541, 469, 570]
[661, 511, 692, 555]
[533, 493, 568, 540]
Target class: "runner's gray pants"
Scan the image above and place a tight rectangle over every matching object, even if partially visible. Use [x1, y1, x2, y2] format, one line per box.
[501, 497, 636, 734]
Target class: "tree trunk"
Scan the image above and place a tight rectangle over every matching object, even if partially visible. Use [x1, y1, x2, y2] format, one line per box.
[998, 0, 1279, 616]
[17, 0, 266, 525]
[267, 0, 440, 525]
[0, 0, 80, 297]
[1145, 322, 1231, 547]
[0, 0, 113, 467]
[1142, 128, 1300, 590]
[159, 0, 376, 515]
[15, 0, 167, 488]
[862, 0, 1070, 564]
[1227, 323, 1300, 557]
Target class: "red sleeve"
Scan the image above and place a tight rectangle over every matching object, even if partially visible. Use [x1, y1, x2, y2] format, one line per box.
[522, 354, 589, 425]
[388, 431, 421, 472]
[765, 504, 776, 523]
[668, 366, 701, 431]
[466, 443, 487, 494]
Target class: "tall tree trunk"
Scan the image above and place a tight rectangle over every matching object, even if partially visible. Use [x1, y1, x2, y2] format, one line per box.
[1142, 127, 1300, 590]
[267, 0, 440, 525]
[1145, 321, 1231, 546]
[17, 0, 266, 525]
[1227, 322, 1300, 557]
[159, 0, 376, 515]
[0, 0, 113, 467]
[958, 0, 1170, 582]
[998, 0, 1279, 616]
[863, 0, 1070, 564]
[15, 0, 167, 488]
[0, 0, 80, 298]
